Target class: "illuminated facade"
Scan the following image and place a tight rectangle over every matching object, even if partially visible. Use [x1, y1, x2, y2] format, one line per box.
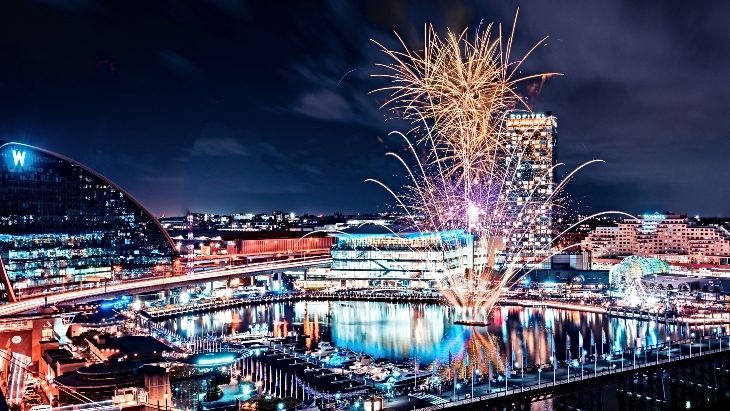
[330, 230, 473, 280]
[0, 142, 176, 302]
[588, 213, 730, 264]
[502, 112, 556, 268]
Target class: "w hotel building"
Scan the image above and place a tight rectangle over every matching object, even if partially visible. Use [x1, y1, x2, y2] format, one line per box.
[0, 142, 176, 303]
[502, 112, 557, 269]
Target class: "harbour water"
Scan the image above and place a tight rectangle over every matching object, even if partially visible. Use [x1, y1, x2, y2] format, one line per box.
[157, 300, 722, 368]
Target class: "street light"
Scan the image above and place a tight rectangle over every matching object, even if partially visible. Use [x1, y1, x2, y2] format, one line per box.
[538, 367, 542, 387]
[667, 337, 671, 362]
[691, 332, 695, 357]
[550, 356, 555, 385]
[455, 383, 461, 400]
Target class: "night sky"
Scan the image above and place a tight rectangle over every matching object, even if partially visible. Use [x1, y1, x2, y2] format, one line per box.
[2, 1, 730, 217]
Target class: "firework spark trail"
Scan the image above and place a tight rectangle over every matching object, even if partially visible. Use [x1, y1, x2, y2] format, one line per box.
[368, 15, 636, 371]
[369, 16, 578, 314]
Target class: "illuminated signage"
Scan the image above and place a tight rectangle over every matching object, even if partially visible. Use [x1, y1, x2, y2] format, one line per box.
[642, 213, 665, 220]
[509, 113, 548, 119]
[12, 149, 26, 167]
[196, 355, 235, 366]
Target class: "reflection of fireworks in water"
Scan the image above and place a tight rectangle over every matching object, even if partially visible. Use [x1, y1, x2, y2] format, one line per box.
[370, 16, 617, 320]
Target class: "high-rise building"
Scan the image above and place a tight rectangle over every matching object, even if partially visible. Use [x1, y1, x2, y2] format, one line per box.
[502, 111, 557, 269]
[0, 142, 177, 303]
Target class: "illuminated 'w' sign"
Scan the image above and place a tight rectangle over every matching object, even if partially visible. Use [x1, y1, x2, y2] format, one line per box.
[12, 149, 25, 166]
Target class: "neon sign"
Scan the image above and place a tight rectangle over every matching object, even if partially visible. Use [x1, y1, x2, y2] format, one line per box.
[12, 150, 25, 167]
[509, 113, 547, 119]
[642, 213, 665, 220]
[196, 355, 235, 366]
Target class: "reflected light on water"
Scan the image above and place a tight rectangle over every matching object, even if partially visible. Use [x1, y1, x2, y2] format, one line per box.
[158, 301, 721, 370]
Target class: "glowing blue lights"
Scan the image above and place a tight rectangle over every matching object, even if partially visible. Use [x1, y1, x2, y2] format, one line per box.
[11, 149, 25, 167]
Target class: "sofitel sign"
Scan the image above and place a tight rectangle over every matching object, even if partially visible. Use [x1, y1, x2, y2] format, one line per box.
[509, 113, 547, 119]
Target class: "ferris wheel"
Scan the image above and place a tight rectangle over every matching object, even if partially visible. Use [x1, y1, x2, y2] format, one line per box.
[609, 255, 670, 307]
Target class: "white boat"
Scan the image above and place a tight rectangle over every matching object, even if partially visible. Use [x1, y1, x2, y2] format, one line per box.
[312, 341, 336, 357]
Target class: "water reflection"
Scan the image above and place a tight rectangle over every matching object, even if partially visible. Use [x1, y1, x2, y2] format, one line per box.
[159, 301, 726, 369]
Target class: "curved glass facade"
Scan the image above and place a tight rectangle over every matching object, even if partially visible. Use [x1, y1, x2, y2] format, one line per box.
[0, 142, 176, 302]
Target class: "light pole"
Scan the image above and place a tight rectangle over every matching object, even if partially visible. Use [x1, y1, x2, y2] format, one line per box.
[455, 383, 461, 400]
[691, 332, 695, 357]
[538, 368, 542, 387]
[550, 356, 555, 385]
[667, 337, 671, 362]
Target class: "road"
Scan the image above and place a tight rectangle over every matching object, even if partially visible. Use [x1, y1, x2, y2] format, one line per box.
[0, 257, 331, 316]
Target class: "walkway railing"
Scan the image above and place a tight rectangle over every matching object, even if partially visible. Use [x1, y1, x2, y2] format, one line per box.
[414, 334, 730, 411]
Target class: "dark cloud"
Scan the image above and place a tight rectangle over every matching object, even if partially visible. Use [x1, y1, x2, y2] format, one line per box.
[0, 0, 729, 216]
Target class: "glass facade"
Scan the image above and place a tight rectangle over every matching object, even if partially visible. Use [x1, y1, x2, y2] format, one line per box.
[503, 112, 556, 269]
[330, 230, 472, 279]
[0, 142, 176, 302]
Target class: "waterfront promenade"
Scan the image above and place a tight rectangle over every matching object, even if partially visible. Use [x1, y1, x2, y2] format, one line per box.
[406, 333, 730, 411]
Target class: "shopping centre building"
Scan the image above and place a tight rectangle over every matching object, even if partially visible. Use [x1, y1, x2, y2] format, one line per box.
[329, 229, 474, 287]
[0, 142, 176, 303]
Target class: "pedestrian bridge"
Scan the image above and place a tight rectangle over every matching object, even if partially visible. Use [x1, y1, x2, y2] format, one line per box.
[0, 256, 332, 316]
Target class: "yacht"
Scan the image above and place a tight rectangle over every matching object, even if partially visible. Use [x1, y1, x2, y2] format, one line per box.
[312, 341, 336, 357]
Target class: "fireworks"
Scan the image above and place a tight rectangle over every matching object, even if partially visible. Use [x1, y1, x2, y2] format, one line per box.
[369, 16, 601, 318]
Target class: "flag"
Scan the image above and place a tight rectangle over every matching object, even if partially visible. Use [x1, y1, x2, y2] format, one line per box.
[567, 334, 571, 360]
[551, 329, 555, 354]
[480, 347, 485, 364]
[579, 331, 584, 361]
[465, 353, 470, 368]
[591, 330, 595, 347]
[602, 329, 607, 345]
[448, 351, 453, 367]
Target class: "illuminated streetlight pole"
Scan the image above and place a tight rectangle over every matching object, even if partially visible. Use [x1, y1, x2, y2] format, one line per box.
[667, 337, 671, 362]
[691, 332, 695, 357]
[550, 356, 555, 385]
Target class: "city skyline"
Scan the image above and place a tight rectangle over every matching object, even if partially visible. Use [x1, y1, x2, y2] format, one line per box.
[2, 1, 730, 217]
